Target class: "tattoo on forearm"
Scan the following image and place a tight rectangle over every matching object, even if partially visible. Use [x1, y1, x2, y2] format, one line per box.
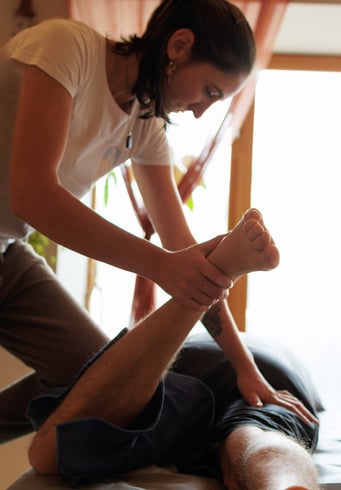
[201, 303, 223, 338]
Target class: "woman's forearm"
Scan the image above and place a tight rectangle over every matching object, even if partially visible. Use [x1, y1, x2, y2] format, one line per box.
[201, 299, 256, 373]
[11, 180, 166, 281]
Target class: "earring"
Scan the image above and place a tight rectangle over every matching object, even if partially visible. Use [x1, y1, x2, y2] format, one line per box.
[165, 60, 176, 84]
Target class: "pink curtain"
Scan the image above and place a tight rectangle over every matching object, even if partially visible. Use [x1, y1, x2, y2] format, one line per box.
[68, 0, 159, 37]
[68, 0, 289, 324]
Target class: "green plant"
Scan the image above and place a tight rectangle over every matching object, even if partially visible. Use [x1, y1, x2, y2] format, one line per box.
[103, 170, 118, 206]
[102, 164, 204, 212]
[28, 231, 56, 267]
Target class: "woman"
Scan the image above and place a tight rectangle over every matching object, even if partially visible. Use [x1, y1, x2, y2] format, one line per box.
[0, 0, 291, 441]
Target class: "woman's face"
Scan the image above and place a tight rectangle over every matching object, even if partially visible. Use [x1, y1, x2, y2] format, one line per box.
[162, 62, 247, 118]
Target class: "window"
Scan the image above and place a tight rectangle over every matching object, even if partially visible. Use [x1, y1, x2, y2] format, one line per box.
[248, 68, 341, 408]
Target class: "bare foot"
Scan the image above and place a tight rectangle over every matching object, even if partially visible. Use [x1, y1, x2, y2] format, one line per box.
[208, 208, 280, 284]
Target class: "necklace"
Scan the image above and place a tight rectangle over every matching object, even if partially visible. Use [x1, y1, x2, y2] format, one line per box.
[126, 128, 132, 149]
[125, 57, 133, 149]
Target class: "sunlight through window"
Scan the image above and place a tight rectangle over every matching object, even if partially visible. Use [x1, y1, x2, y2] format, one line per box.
[248, 69, 341, 408]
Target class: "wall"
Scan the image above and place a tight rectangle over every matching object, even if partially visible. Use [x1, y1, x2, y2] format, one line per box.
[0, 0, 68, 44]
[0, 349, 34, 489]
[0, 2, 68, 487]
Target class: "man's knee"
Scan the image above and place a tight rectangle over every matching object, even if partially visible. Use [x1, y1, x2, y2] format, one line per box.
[243, 430, 317, 476]
[219, 426, 319, 490]
[218, 426, 264, 489]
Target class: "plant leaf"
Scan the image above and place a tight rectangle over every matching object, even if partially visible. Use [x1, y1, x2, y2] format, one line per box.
[186, 194, 194, 211]
[103, 171, 118, 206]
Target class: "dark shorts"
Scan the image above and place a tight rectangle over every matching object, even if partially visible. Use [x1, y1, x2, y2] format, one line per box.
[27, 329, 320, 487]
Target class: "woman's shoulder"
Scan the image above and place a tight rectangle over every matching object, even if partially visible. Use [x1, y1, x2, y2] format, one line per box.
[27, 18, 102, 44]
[7, 18, 103, 52]
[4, 18, 105, 97]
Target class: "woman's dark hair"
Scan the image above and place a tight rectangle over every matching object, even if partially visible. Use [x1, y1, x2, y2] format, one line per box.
[109, 0, 256, 121]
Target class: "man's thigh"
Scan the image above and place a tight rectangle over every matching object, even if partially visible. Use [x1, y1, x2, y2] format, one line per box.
[28, 369, 215, 486]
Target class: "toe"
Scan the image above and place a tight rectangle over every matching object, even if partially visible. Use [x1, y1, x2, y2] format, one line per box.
[244, 219, 264, 240]
[253, 231, 271, 251]
[244, 208, 262, 221]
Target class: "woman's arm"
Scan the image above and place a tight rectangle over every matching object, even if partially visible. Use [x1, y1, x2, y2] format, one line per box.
[133, 167, 317, 421]
[202, 299, 318, 426]
[9, 66, 228, 310]
[131, 162, 232, 307]
[132, 164, 260, 382]
[132, 163, 195, 250]
[9, 66, 169, 277]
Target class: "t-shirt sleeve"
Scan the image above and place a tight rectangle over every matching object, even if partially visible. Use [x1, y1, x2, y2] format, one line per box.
[131, 116, 172, 167]
[8, 19, 99, 97]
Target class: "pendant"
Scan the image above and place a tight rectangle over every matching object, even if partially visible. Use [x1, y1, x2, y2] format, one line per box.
[126, 131, 133, 149]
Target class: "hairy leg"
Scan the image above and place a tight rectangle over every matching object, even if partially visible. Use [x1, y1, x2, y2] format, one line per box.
[29, 208, 279, 474]
[219, 426, 320, 490]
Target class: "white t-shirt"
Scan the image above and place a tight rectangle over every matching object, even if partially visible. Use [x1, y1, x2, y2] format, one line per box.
[0, 19, 171, 252]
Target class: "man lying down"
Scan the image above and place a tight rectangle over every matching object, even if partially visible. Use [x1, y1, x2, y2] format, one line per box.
[26, 328, 320, 489]
[26, 214, 321, 489]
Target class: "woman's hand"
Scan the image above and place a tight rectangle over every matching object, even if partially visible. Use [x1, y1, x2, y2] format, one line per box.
[236, 366, 319, 427]
[156, 236, 232, 311]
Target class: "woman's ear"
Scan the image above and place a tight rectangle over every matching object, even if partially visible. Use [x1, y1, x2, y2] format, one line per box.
[166, 28, 194, 62]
